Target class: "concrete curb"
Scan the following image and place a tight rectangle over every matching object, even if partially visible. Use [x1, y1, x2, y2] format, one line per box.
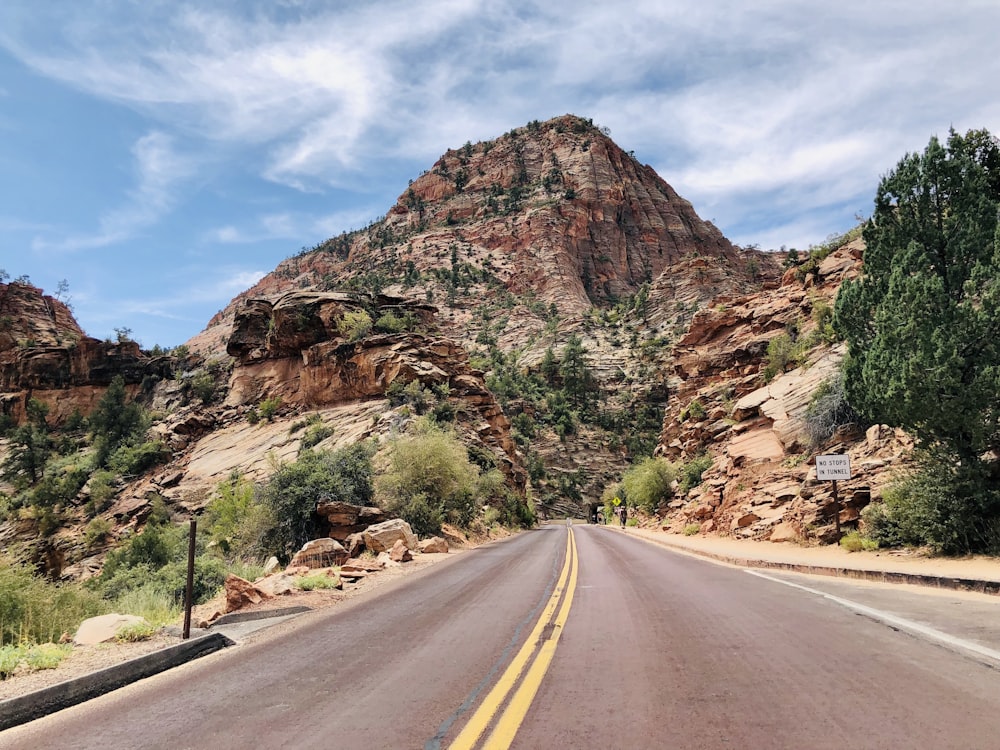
[209, 605, 312, 627]
[0, 632, 230, 732]
[622, 528, 1000, 596]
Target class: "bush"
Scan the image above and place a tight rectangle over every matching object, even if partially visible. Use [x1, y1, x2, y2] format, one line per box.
[861, 455, 1000, 554]
[258, 443, 375, 561]
[679, 399, 706, 423]
[106, 439, 169, 476]
[296, 573, 338, 591]
[115, 621, 157, 642]
[622, 457, 676, 513]
[0, 556, 107, 646]
[205, 474, 274, 559]
[679, 454, 713, 493]
[684, 523, 701, 536]
[805, 374, 862, 448]
[339, 310, 373, 341]
[839, 530, 878, 552]
[375, 420, 481, 536]
[258, 397, 282, 422]
[84, 517, 113, 549]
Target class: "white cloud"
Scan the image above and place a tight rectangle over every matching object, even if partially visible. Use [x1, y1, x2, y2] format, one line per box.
[32, 131, 196, 251]
[206, 207, 381, 245]
[2, 0, 999, 254]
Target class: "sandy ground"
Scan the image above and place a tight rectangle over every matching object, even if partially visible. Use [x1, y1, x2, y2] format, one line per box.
[623, 525, 1000, 581]
[4, 526, 1000, 703]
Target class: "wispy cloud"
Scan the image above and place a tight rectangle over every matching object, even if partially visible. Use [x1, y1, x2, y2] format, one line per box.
[31, 131, 196, 251]
[1, 0, 998, 252]
[206, 207, 381, 245]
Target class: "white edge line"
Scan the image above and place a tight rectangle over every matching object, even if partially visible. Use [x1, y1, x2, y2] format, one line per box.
[746, 569, 1000, 666]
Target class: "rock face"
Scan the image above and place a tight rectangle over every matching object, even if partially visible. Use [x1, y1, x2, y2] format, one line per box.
[224, 290, 525, 492]
[656, 240, 915, 541]
[0, 281, 174, 425]
[190, 115, 750, 356]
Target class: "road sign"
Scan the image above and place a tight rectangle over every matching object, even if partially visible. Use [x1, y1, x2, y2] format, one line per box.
[815, 454, 851, 481]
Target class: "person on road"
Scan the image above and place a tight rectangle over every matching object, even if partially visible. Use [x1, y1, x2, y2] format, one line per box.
[618, 504, 627, 527]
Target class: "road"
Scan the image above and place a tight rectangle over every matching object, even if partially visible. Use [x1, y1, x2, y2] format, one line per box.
[5, 523, 1000, 749]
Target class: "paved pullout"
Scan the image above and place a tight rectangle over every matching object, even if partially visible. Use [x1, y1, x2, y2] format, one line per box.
[5, 525, 1000, 749]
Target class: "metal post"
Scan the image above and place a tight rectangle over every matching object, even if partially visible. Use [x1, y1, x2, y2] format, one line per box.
[183, 519, 196, 640]
[832, 479, 841, 539]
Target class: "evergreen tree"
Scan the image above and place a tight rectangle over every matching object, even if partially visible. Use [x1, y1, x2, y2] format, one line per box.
[834, 128, 1000, 552]
[835, 128, 1000, 463]
[559, 335, 596, 410]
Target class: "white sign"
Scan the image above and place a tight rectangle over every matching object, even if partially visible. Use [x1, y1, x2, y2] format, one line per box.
[815, 454, 852, 480]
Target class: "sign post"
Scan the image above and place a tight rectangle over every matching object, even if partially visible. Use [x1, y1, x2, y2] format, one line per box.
[815, 454, 852, 539]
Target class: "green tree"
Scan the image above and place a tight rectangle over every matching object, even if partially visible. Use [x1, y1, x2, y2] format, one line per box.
[621, 457, 676, 513]
[89, 376, 148, 466]
[559, 335, 596, 410]
[835, 128, 1000, 551]
[835, 129, 1000, 462]
[257, 443, 375, 561]
[375, 420, 481, 535]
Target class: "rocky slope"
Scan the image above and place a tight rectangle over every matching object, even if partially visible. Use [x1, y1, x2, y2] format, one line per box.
[1, 114, 907, 579]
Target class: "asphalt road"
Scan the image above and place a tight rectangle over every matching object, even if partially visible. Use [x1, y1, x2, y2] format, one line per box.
[5, 524, 1000, 749]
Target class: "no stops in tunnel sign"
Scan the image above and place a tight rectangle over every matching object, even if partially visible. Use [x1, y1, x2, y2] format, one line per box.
[815, 454, 852, 481]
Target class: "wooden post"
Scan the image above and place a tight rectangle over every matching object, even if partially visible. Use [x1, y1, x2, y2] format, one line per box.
[183, 519, 197, 640]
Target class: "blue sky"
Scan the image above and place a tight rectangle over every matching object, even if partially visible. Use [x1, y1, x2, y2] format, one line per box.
[1, 1, 997, 348]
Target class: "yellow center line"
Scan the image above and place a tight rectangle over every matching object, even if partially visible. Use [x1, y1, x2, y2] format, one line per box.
[482, 528, 578, 749]
[447, 528, 577, 750]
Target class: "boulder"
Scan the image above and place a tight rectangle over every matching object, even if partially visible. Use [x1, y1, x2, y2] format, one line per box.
[732, 512, 761, 530]
[262, 556, 281, 575]
[224, 574, 272, 613]
[74, 614, 150, 645]
[389, 538, 413, 562]
[344, 532, 366, 557]
[769, 521, 799, 543]
[254, 571, 300, 597]
[289, 537, 350, 569]
[363, 519, 417, 553]
[418, 536, 449, 554]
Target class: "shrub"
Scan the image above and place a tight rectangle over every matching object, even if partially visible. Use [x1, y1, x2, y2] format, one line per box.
[84, 517, 113, 550]
[113, 583, 179, 627]
[339, 310, 373, 341]
[115, 621, 157, 642]
[625, 518, 639, 527]
[106, 439, 169, 476]
[622, 458, 676, 514]
[683, 523, 701, 536]
[679, 399, 706, 423]
[375, 420, 481, 536]
[763, 334, 794, 381]
[258, 397, 282, 422]
[296, 573, 338, 591]
[258, 443, 375, 561]
[839, 530, 878, 552]
[804, 373, 863, 448]
[374, 312, 407, 334]
[679, 454, 713, 493]
[189, 371, 216, 404]
[204, 473, 273, 559]
[861, 455, 1000, 554]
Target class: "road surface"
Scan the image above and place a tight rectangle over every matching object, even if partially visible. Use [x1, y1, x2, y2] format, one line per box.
[5, 523, 1000, 749]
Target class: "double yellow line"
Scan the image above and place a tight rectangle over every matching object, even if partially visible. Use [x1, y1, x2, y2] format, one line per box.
[448, 526, 579, 750]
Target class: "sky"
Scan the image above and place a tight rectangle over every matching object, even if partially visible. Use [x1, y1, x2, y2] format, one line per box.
[1, 1, 997, 348]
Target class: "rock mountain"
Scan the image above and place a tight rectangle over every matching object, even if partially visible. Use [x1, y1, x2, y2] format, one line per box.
[0, 114, 906, 578]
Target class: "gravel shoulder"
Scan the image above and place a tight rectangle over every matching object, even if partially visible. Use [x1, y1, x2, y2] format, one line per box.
[0, 550, 458, 702]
